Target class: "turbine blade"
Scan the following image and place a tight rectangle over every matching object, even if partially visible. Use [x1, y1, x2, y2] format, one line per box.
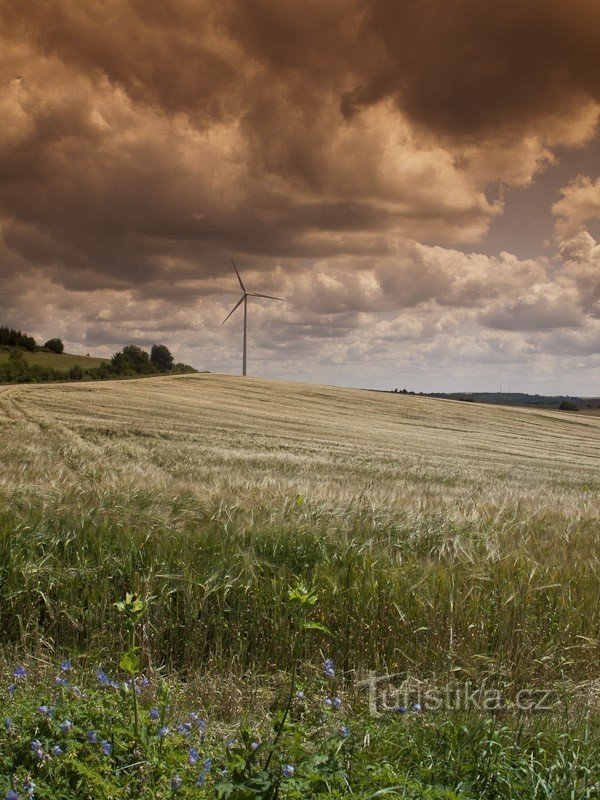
[231, 258, 246, 292]
[247, 293, 285, 301]
[222, 294, 245, 324]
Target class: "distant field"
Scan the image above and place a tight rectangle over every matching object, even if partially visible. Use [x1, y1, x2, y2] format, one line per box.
[0, 348, 108, 371]
[0, 373, 599, 691]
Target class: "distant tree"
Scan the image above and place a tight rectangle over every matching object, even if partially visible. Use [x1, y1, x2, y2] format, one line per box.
[150, 344, 174, 371]
[558, 400, 579, 412]
[111, 345, 152, 375]
[69, 364, 84, 381]
[0, 326, 36, 351]
[44, 338, 64, 354]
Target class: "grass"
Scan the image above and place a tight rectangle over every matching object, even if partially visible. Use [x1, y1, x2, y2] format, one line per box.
[0, 373, 599, 796]
[0, 350, 108, 371]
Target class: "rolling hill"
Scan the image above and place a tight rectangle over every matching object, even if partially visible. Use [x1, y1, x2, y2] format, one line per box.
[0, 348, 108, 371]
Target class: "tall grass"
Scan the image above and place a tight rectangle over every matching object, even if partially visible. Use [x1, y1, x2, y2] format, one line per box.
[1, 488, 598, 690]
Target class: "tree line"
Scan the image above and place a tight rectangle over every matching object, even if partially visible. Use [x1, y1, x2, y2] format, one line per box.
[0, 327, 197, 384]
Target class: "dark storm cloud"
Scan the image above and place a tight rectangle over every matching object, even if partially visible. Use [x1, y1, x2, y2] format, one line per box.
[0, 0, 599, 387]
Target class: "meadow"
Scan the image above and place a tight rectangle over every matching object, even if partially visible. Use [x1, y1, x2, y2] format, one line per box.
[1, 374, 599, 798]
[0, 350, 108, 372]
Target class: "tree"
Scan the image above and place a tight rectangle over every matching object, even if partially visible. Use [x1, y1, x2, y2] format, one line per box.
[111, 345, 152, 375]
[558, 400, 579, 412]
[44, 338, 64, 354]
[69, 364, 84, 381]
[150, 344, 174, 371]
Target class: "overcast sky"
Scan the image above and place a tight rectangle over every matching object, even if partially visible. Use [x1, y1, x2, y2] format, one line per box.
[1, 0, 599, 393]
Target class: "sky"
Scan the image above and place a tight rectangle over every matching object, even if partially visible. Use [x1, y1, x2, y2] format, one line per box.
[1, 0, 599, 394]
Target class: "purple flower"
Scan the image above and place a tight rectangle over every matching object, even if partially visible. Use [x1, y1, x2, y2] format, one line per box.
[282, 764, 295, 778]
[101, 740, 111, 756]
[37, 705, 53, 718]
[323, 658, 335, 678]
[149, 708, 160, 721]
[332, 696, 342, 709]
[140, 676, 150, 689]
[59, 720, 72, 734]
[203, 759, 212, 771]
[5, 790, 19, 800]
[158, 726, 170, 738]
[7, 684, 16, 695]
[13, 666, 26, 680]
[87, 731, 98, 744]
[54, 677, 68, 687]
[251, 741, 259, 751]
[296, 690, 305, 701]
[411, 703, 422, 713]
[23, 779, 35, 797]
[4, 718, 13, 730]
[30, 740, 43, 751]
[340, 725, 350, 738]
[60, 660, 72, 672]
[323, 697, 333, 707]
[171, 775, 183, 791]
[196, 774, 206, 787]
[188, 747, 199, 765]
[51, 745, 63, 756]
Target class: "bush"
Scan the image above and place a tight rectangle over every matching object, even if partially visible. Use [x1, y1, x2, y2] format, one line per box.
[150, 343, 174, 371]
[44, 338, 65, 354]
[558, 400, 579, 411]
[68, 364, 84, 381]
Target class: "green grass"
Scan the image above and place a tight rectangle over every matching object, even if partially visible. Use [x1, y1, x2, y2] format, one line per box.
[0, 349, 108, 371]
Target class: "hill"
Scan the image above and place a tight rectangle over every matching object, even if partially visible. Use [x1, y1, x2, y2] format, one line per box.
[0, 348, 108, 371]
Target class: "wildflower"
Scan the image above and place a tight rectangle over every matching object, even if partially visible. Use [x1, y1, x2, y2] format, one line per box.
[396, 706, 407, 714]
[323, 697, 333, 707]
[70, 686, 83, 698]
[332, 696, 342, 708]
[176, 722, 192, 736]
[188, 747, 199, 765]
[282, 764, 295, 778]
[340, 725, 350, 738]
[4, 718, 12, 730]
[51, 745, 63, 757]
[171, 776, 183, 791]
[96, 669, 109, 686]
[149, 708, 160, 721]
[189, 713, 207, 733]
[296, 690, 305, 701]
[7, 684, 16, 696]
[60, 660, 72, 672]
[54, 677, 68, 687]
[13, 666, 26, 680]
[22, 779, 35, 798]
[37, 706, 53, 718]
[30, 740, 43, 752]
[251, 741, 259, 751]
[203, 759, 212, 771]
[30, 742, 44, 761]
[411, 703, 422, 713]
[226, 739, 236, 750]
[196, 774, 206, 787]
[323, 658, 335, 678]
[140, 676, 150, 689]
[59, 720, 72, 734]
[158, 726, 170, 738]
[87, 731, 98, 744]
[101, 740, 111, 756]
[5, 790, 19, 800]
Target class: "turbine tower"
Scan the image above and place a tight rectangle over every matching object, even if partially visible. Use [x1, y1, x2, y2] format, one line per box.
[222, 259, 284, 376]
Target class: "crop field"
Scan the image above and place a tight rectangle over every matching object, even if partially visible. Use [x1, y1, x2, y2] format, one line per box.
[1, 373, 599, 797]
[0, 349, 108, 371]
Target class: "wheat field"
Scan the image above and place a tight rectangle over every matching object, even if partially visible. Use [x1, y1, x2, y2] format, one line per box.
[0, 374, 599, 686]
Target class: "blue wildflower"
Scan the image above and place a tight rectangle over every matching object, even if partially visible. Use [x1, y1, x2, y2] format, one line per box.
[59, 720, 72, 734]
[251, 741, 259, 751]
[60, 660, 72, 672]
[282, 764, 295, 778]
[176, 722, 192, 736]
[54, 677, 68, 687]
[22, 780, 35, 798]
[340, 725, 350, 738]
[101, 740, 111, 756]
[140, 676, 150, 688]
[96, 669, 109, 687]
[196, 774, 206, 787]
[13, 666, 26, 680]
[149, 708, 160, 721]
[51, 745, 63, 757]
[30, 740, 43, 751]
[171, 776, 183, 791]
[4, 718, 12, 730]
[323, 697, 333, 707]
[203, 759, 212, 771]
[87, 731, 98, 744]
[7, 684, 16, 695]
[5, 790, 19, 800]
[188, 747, 199, 765]
[323, 658, 335, 678]
[158, 726, 170, 738]
[296, 690, 305, 701]
[411, 703, 422, 713]
[332, 696, 342, 708]
[37, 705, 53, 718]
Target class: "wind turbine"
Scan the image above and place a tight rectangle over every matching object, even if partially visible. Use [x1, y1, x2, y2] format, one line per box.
[222, 259, 284, 376]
